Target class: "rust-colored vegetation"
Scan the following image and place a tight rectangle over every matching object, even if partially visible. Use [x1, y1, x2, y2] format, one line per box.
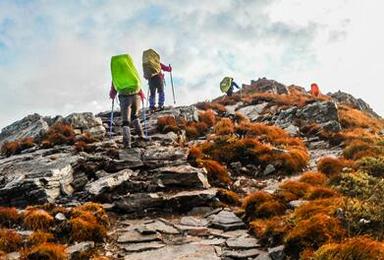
[42, 122, 76, 148]
[198, 109, 216, 127]
[27, 231, 55, 246]
[0, 228, 22, 253]
[157, 115, 180, 133]
[298, 172, 328, 186]
[250, 216, 292, 247]
[338, 105, 384, 131]
[216, 189, 241, 206]
[22, 242, 67, 260]
[0, 207, 20, 228]
[317, 157, 354, 177]
[242, 191, 286, 220]
[24, 208, 54, 231]
[214, 118, 234, 136]
[200, 159, 232, 186]
[314, 236, 384, 260]
[0, 137, 36, 157]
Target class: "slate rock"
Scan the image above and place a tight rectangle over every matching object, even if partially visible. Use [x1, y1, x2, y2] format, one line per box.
[180, 216, 209, 227]
[221, 248, 265, 259]
[118, 231, 160, 243]
[208, 210, 246, 231]
[226, 237, 260, 249]
[268, 245, 285, 260]
[67, 241, 95, 260]
[120, 241, 165, 253]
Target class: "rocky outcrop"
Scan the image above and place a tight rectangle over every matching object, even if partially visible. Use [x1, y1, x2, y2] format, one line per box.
[243, 78, 288, 95]
[330, 90, 380, 118]
[0, 113, 49, 145]
[65, 112, 106, 138]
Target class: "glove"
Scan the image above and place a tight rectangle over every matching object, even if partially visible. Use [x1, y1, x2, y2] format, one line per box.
[168, 65, 172, 72]
[138, 89, 146, 101]
[109, 84, 117, 99]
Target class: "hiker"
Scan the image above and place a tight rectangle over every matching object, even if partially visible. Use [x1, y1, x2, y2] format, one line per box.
[220, 77, 240, 96]
[109, 53, 148, 148]
[142, 49, 172, 112]
[310, 83, 320, 97]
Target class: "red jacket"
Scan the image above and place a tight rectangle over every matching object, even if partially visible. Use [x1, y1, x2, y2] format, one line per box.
[159, 63, 171, 80]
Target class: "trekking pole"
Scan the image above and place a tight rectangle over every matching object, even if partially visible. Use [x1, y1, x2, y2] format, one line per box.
[169, 64, 176, 105]
[109, 98, 115, 138]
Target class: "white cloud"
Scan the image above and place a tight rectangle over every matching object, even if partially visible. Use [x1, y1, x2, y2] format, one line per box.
[0, 0, 383, 129]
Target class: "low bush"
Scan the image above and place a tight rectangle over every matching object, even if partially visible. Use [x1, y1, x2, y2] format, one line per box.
[250, 216, 292, 247]
[42, 122, 76, 148]
[200, 159, 232, 186]
[24, 208, 54, 231]
[216, 189, 241, 206]
[22, 242, 67, 260]
[198, 109, 216, 127]
[293, 198, 342, 222]
[0, 207, 20, 227]
[157, 115, 180, 133]
[242, 191, 286, 220]
[27, 231, 55, 246]
[306, 187, 339, 200]
[214, 118, 234, 136]
[298, 172, 328, 186]
[0, 137, 36, 157]
[278, 180, 312, 199]
[0, 228, 22, 253]
[343, 140, 380, 160]
[71, 202, 109, 228]
[285, 213, 345, 258]
[313, 236, 384, 260]
[70, 212, 107, 242]
[317, 157, 354, 177]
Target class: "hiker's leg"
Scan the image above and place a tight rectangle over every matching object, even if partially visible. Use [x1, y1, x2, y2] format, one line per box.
[149, 78, 157, 110]
[131, 94, 147, 138]
[158, 78, 165, 108]
[227, 87, 233, 96]
[119, 95, 131, 148]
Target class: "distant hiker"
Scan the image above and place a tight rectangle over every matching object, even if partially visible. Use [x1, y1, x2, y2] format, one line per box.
[142, 49, 172, 112]
[220, 77, 240, 96]
[109, 54, 148, 148]
[310, 83, 320, 97]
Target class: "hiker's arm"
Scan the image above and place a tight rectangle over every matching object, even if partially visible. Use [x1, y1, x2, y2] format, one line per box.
[161, 63, 172, 72]
[109, 82, 117, 99]
[232, 81, 240, 89]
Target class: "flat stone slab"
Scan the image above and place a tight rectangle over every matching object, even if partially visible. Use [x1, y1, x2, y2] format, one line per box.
[221, 248, 265, 259]
[180, 216, 209, 227]
[124, 244, 220, 260]
[176, 225, 209, 236]
[121, 241, 165, 253]
[193, 238, 226, 246]
[118, 231, 160, 243]
[208, 210, 246, 231]
[141, 220, 179, 235]
[226, 237, 260, 249]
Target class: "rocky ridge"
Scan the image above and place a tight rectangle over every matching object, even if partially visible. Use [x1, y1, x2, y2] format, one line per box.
[0, 78, 383, 259]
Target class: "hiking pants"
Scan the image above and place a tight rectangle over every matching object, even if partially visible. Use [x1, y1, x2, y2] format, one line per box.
[149, 74, 165, 108]
[118, 94, 141, 126]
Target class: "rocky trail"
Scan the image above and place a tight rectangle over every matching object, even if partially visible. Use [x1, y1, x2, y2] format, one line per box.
[1, 78, 383, 259]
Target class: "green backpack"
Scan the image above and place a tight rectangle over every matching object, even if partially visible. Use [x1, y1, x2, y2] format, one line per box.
[111, 54, 141, 95]
[220, 77, 233, 93]
[142, 49, 161, 80]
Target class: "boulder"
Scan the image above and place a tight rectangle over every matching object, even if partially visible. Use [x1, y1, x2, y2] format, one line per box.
[0, 150, 78, 207]
[208, 210, 246, 231]
[237, 103, 268, 121]
[64, 112, 106, 138]
[0, 113, 49, 145]
[150, 165, 210, 189]
[245, 78, 288, 94]
[142, 146, 188, 168]
[67, 241, 95, 260]
[268, 245, 285, 260]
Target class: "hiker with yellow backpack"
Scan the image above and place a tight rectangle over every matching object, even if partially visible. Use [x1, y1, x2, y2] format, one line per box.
[220, 77, 240, 96]
[109, 53, 149, 148]
[142, 49, 172, 112]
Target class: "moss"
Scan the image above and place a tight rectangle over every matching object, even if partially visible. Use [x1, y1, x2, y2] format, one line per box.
[357, 156, 384, 177]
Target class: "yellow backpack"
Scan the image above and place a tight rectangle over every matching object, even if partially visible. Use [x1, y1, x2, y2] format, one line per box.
[142, 49, 161, 80]
[220, 77, 233, 93]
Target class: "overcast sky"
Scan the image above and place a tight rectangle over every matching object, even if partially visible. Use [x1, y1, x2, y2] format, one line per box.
[0, 0, 383, 129]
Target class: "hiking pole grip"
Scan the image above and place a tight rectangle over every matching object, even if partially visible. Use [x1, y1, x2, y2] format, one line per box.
[169, 64, 176, 105]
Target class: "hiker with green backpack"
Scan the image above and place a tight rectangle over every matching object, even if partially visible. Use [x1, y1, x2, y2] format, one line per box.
[109, 53, 148, 148]
[142, 49, 172, 112]
[220, 77, 240, 96]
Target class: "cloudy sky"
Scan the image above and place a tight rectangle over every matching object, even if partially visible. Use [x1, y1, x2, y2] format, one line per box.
[0, 0, 383, 129]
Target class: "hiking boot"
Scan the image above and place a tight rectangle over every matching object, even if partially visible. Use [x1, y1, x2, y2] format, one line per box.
[122, 126, 131, 148]
[149, 107, 156, 113]
[132, 119, 151, 141]
[158, 105, 165, 111]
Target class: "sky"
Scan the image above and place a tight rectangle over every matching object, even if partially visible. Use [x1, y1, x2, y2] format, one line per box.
[0, 0, 383, 129]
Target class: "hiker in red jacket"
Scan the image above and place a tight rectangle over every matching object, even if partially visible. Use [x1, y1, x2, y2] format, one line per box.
[311, 83, 320, 97]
